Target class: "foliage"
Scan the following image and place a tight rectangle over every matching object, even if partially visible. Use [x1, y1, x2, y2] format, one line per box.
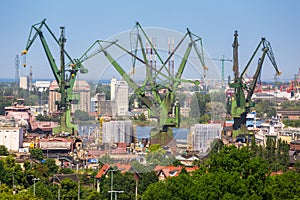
[141, 143, 296, 200]
[0, 145, 9, 156]
[98, 154, 114, 166]
[36, 113, 60, 122]
[60, 178, 79, 200]
[282, 119, 300, 127]
[189, 92, 211, 121]
[148, 144, 161, 152]
[280, 100, 300, 109]
[74, 110, 92, 121]
[206, 102, 226, 120]
[254, 99, 276, 118]
[145, 148, 175, 166]
[43, 158, 59, 176]
[30, 148, 44, 161]
[99, 171, 136, 200]
[59, 168, 74, 174]
[0, 96, 14, 115]
[137, 113, 147, 121]
[95, 84, 110, 100]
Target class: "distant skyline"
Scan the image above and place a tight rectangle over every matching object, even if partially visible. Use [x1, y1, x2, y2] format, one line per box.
[1, 1, 299, 82]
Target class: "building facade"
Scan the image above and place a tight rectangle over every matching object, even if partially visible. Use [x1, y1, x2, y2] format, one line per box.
[0, 127, 23, 152]
[19, 76, 28, 90]
[115, 81, 129, 116]
[189, 123, 222, 153]
[49, 80, 90, 114]
[102, 120, 133, 144]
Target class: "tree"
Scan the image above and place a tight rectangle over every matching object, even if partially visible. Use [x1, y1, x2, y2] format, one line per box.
[30, 148, 44, 161]
[44, 158, 59, 176]
[138, 171, 158, 195]
[145, 148, 175, 166]
[0, 145, 9, 156]
[98, 154, 114, 166]
[74, 110, 91, 121]
[138, 113, 147, 121]
[60, 178, 78, 200]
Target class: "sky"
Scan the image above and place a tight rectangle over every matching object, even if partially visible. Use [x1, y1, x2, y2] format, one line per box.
[1, 0, 299, 82]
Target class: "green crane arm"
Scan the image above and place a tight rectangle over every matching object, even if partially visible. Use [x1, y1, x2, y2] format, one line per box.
[96, 43, 156, 114]
[245, 47, 268, 102]
[245, 38, 282, 103]
[22, 19, 61, 83]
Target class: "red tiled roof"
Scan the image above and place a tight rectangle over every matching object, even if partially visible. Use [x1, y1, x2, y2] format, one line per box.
[95, 163, 134, 179]
[155, 165, 199, 179]
[95, 163, 110, 179]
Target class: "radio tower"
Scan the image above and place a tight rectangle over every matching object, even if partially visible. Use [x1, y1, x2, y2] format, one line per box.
[14, 55, 19, 97]
[168, 37, 175, 78]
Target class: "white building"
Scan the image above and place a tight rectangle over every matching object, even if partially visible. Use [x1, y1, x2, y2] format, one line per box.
[102, 120, 133, 144]
[115, 81, 129, 116]
[110, 78, 117, 101]
[19, 76, 28, 90]
[0, 127, 23, 152]
[189, 123, 222, 153]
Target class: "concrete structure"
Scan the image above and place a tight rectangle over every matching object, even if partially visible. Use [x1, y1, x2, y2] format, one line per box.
[49, 80, 90, 114]
[189, 123, 222, 153]
[72, 80, 90, 112]
[34, 81, 50, 93]
[110, 78, 117, 101]
[93, 93, 118, 117]
[180, 106, 190, 118]
[98, 101, 116, 117]
[115, 81, 129, 116]
[19, 76, 28, 90]
[0, 127, 23, 152]
[102, 120, 133, 144]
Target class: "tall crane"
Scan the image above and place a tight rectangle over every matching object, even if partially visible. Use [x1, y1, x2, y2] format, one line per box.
[228, 30, 281, 130]
[206, 55, 232, 88]
[22, 19, 88, 135]
[85, 22, 207, 144]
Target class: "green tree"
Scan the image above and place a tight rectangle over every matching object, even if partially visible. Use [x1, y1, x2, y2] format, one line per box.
[0, 145, 9, 156]
[138, 113, 147, 121]
[44, 158, 59, 176]
[60, 178, 78, 200]
[30, 148, 44, 161]
[74, 110, 91, 121]
[98, 154, 114, 166]
[138, 171, 158, 195]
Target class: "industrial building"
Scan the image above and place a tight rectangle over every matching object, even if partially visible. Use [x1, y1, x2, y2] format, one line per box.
[189, 123, 222, 153]
[0, 127, 23, 152]
[102, 120, 133, 145]
[49, 80, 90, 114]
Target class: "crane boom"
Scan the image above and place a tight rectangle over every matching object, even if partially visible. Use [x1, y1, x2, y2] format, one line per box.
[229, 31, 281, 130]
[22, 19, 88, 135]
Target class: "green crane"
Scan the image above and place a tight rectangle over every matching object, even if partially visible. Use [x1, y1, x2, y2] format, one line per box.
[207, 55, 232, 88]
[22, 19, 88, 135]
[86, 22, 207, 144]
[228, 30, 281, 131]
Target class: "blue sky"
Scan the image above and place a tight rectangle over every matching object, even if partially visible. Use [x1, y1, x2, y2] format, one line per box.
[1, 0, 299, 82]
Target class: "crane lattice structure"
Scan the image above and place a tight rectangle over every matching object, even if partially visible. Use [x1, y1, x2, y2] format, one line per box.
[78, 22, 208, 144]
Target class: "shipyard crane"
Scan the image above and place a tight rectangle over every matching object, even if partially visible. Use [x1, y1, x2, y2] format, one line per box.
[85, 22, 207, 144]
[228, 31, 281, 130]
[21, 19, 88, 135]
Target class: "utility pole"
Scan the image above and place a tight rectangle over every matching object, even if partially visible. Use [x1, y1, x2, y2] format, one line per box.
[109, 169, 117, 200]
[33, 177, 40, 197]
